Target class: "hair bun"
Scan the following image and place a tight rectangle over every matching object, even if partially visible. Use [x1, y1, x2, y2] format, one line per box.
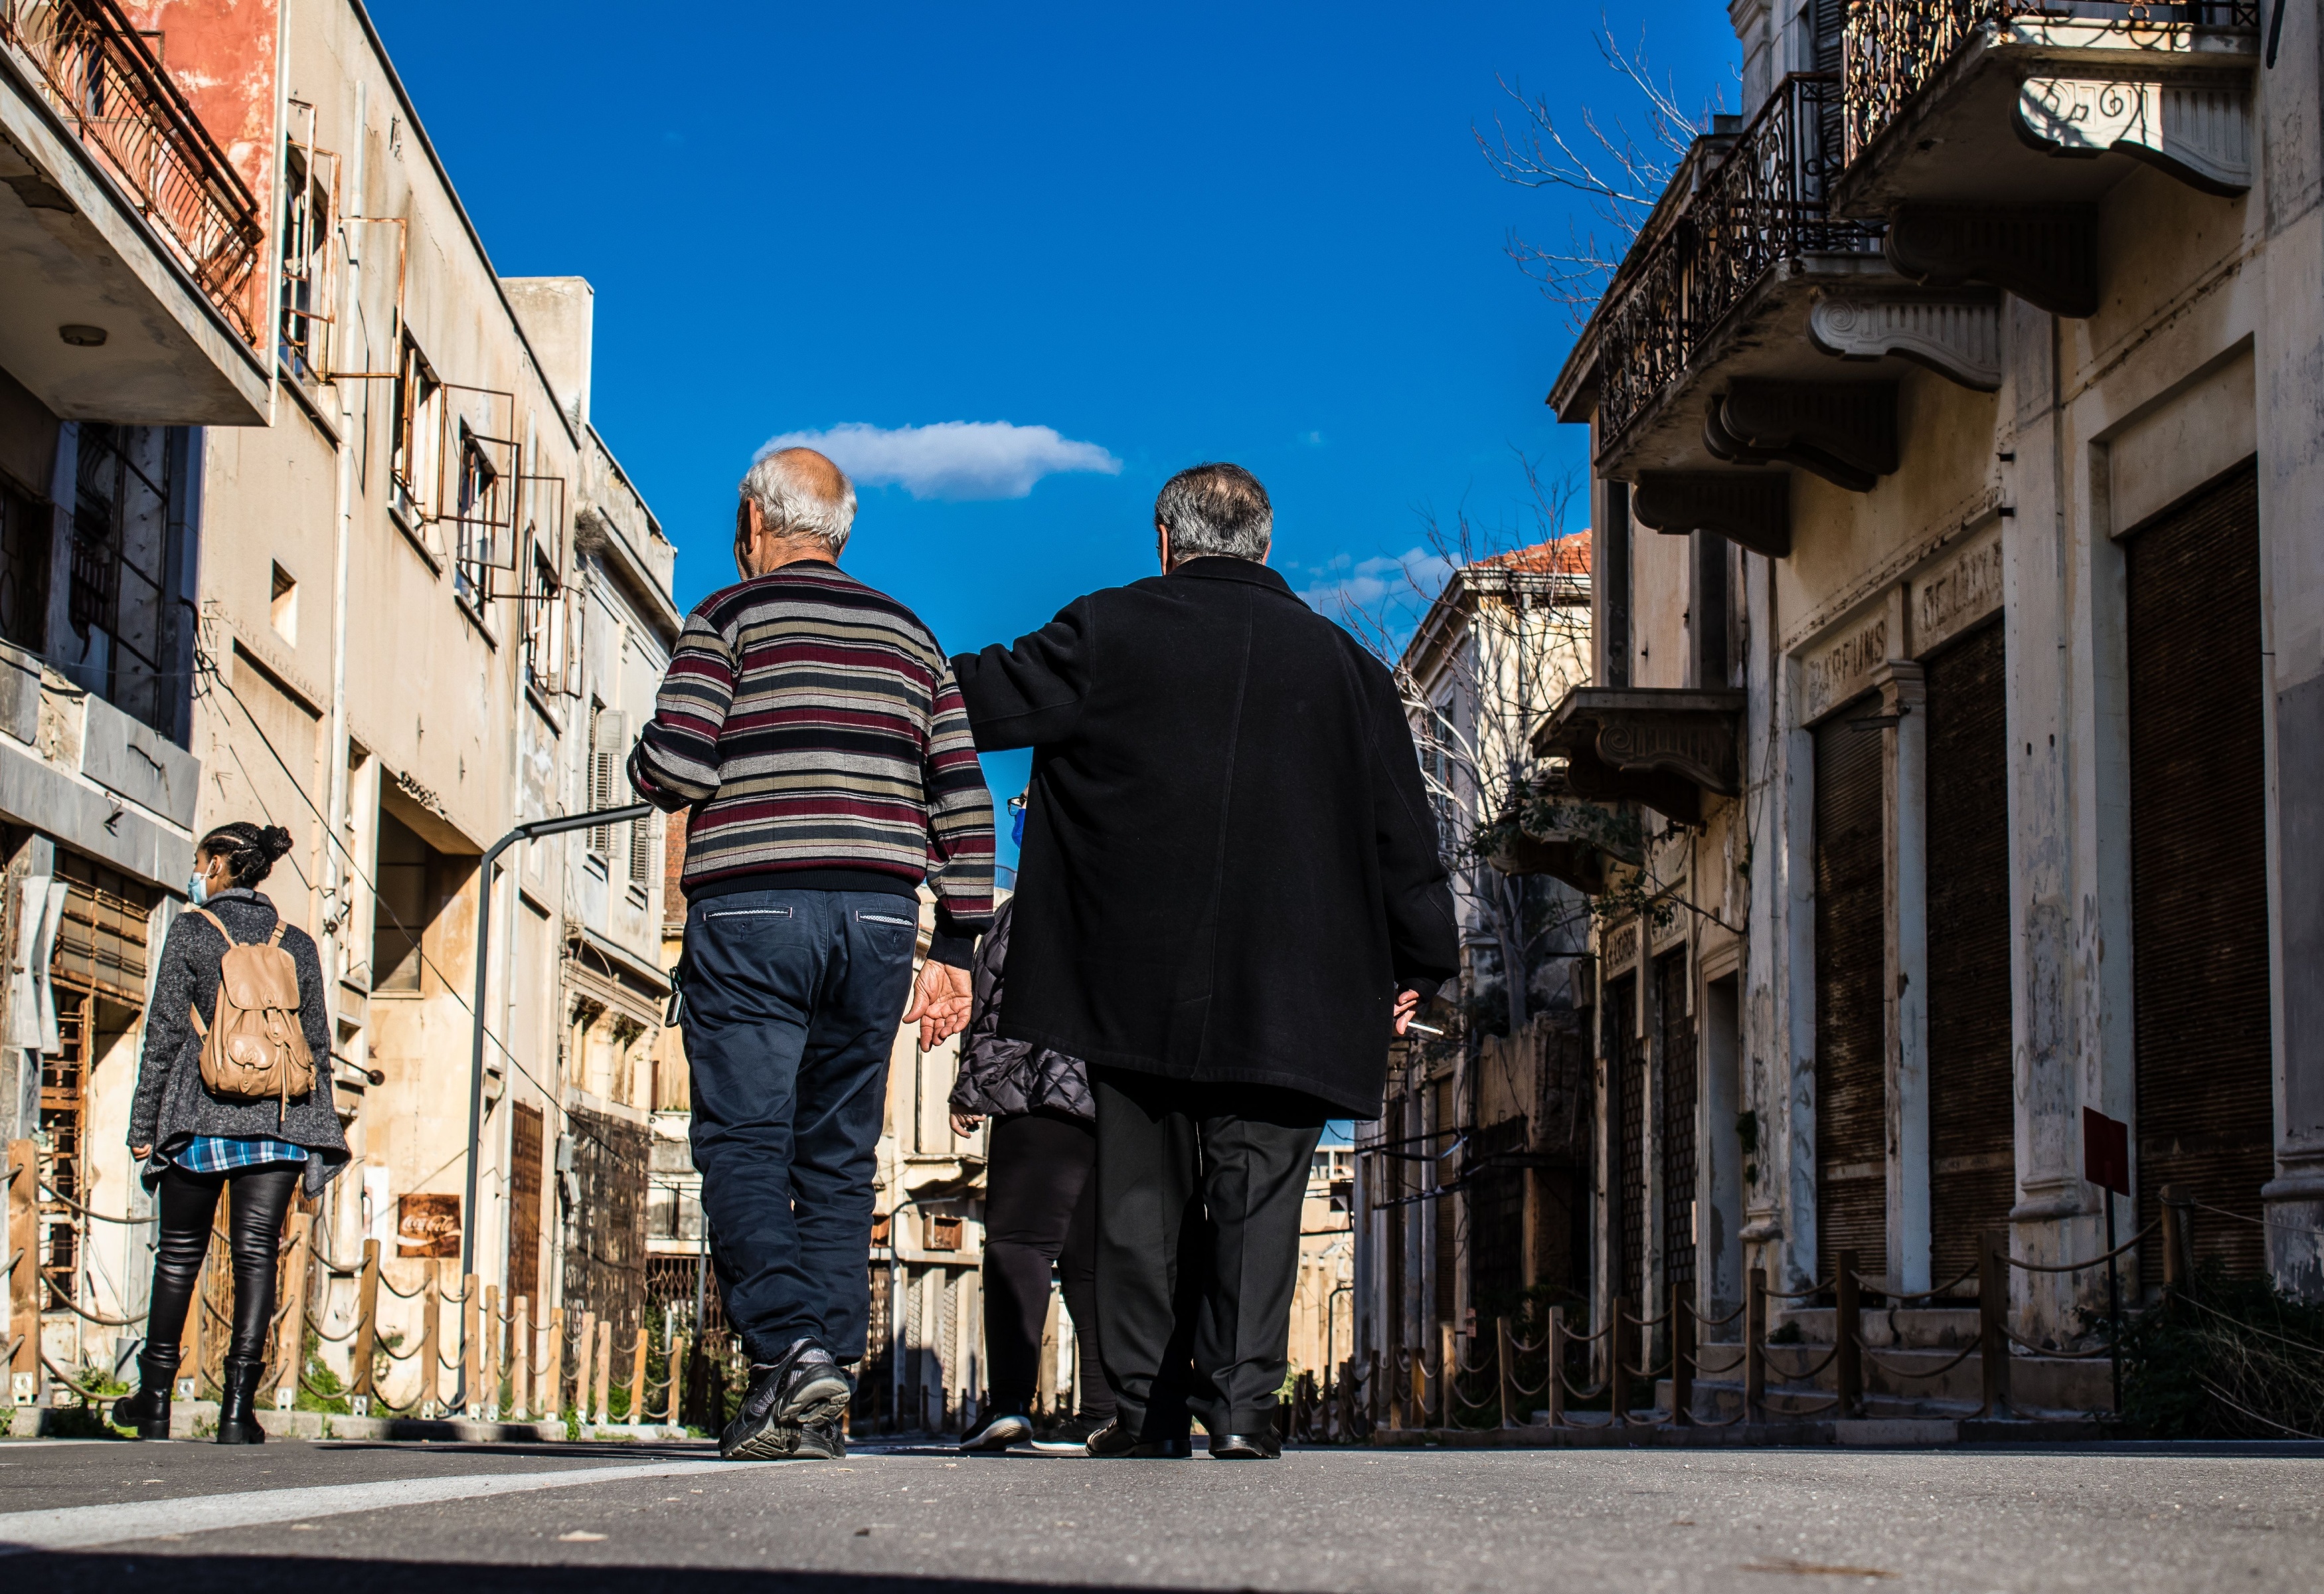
[259, 826, 294, 861]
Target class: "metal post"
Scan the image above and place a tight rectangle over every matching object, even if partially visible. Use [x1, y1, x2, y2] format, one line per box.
[2105, 1190, 2121, 1415]
[351, 1239, 380, 1414]
[1835, 1248, 1862, 1420]
[1670, 1277, 1694, 1426]
[1977, 1227, 2009, 1417]
[461, 804, 651, 1288]
[1745, 1266, 1767, 1425]
[1610, 1295, 1630, 1426]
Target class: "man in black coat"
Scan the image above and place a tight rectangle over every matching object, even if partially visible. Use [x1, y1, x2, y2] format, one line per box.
[951, 462, 1457, 1458]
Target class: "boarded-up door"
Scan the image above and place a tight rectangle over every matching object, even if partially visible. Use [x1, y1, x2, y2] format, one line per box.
[1608, 974, 1647, 1302]
[508, 1102, 544, 1302]
[1923, 620, 2014, 1288]
[1815, 705, 1887, 1282]
[1655, 948, 1697, 1300]
[2127, 463, 2273, 1286]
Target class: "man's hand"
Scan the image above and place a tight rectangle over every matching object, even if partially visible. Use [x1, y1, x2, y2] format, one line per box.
[903, 960, 973, 1052]
[949, 1112, 984, 1140]
[1392, 988, 1423, 1036]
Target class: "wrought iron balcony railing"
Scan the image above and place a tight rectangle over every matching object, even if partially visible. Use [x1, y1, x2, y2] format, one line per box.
[1, 0, 264, 345]
[1594, 74, 1882, 454]
[1841, 1, 2262, 166]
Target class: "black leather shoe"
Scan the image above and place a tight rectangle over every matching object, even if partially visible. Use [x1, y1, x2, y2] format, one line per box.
[215, 1357, 267, 1445]
[112, 1346, 179, 1439]
[1208, 1430, 1282, 1460]
[1086, 1419, 1193, 1458]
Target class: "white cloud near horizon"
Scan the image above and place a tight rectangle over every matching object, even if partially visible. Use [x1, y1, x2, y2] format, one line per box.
[759, 420, 1122, 501]
[1299, 547, 1456, 616]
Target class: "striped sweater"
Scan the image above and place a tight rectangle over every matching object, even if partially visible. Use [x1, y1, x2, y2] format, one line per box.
[627, 560, 995, 961]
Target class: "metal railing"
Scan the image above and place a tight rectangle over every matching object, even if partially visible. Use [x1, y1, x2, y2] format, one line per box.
[1595, 74, 1882, 452]
[0, 0, 265, 344]
[1841, 1, 2263, 168]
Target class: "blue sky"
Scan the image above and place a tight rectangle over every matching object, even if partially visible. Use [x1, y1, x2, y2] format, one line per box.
[373, 1, 1737, 865]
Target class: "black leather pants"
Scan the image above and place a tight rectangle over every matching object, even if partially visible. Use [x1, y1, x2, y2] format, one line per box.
[145, 1164, 299, 1363]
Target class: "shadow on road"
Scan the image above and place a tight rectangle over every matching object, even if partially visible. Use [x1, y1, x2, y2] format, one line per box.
[11, 1553, 1223, 1594]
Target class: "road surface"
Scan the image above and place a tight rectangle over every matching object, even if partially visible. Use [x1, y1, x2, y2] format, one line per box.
[2, 1435, 2318, 1591]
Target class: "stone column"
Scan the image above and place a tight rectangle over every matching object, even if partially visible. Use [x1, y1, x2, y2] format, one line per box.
[1876, 659, 1930, 1294]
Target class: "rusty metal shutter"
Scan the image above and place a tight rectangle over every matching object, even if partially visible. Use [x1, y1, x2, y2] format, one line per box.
[2128, 462, 2272, 1287]
[1432, 1075, 1456, 1331]
[1656, 948, 1697, 1300]
[1815, 703, 1887, 1283]
[1467, 1116, 1529, 1314]
[52, 851, 153, 1005]
[1608, 973, 1646, 1302]
[508, 1102, 544, 1302]
[1923, 619, 2013, 1290]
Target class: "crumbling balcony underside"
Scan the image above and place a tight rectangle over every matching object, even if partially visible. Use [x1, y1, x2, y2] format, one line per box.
[1533, 687, 1746, 830]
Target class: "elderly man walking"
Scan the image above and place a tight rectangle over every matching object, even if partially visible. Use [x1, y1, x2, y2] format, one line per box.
[952, 462, 1457, 1459]
[630, 446, 993, 1461]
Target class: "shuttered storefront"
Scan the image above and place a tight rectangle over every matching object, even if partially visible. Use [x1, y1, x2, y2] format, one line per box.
[1467, 1116, 1530, 1316]
[1608, 974, 1646, 1303]
[1432, 1075, 1457, 1331]
[508, 1102, 544, 1302]
[1922, 620, 2014, 1288]
[1655, 948, 1697, 1301]
[2127, 462, 2273, 1286]
[1815, 705, 1887, 1283]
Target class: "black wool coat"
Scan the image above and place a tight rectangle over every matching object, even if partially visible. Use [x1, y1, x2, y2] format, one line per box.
[950, 556, 1457, 1118]
[950, 898, 1094, 1122]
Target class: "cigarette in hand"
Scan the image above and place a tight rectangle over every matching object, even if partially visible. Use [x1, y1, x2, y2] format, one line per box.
[1406, 1021, 1446, 1037]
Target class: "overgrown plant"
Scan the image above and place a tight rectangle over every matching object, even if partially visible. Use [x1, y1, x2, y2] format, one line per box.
[2114, 1269, 2324, 1440]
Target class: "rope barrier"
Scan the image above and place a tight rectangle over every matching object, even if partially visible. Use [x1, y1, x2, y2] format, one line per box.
[41, 1284, 143, 1327]
[1685, 1300, 1747, 1328]
[40, 1353, 117, 1403]
[1558, 1371, 1610, 1401]
[2191, 1199, 2324, 1240]
[1856, 1337, 1980, 1379]
[2003, 1222, 2157, 1273]
[1687, 1406, 1750, 1428]
[1773, 1392, 1844, 1415]
[2179, 1289, 2324, 1355]
[1690, 1349, 1748, 1376]
[376, 1273, 426, 1300]
[1996, 1323, 2119, 1360]
[1760, 1277, 1836, 1300]
[37, 1182, 156, 1225]
[1851, 1262, 1978, 1303]
[1770, 1342, 1841, 1380]
[1626, 1310, 1670, 1332]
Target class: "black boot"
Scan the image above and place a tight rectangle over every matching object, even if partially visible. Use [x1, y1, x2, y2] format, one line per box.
[112, 1344, 181, 1440]
[216, 1356, 267, 1445]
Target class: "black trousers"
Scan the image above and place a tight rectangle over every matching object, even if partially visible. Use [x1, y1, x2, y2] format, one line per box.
[145, 1164, 300, 1364]
[982, 1109, 1114, 1417]
[1092, 1069, 1327, 1441]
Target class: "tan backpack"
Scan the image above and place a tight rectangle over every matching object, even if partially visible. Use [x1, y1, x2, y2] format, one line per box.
[187, 907, 315, 1118]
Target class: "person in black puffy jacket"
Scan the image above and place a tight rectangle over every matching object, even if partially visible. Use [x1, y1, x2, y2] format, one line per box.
[950, 897, 1116, 1451]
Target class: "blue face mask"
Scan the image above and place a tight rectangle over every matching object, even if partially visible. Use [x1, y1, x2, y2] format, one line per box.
[187, 869, 208, 907]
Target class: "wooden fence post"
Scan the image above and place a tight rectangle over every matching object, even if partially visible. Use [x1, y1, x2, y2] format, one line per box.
[461, 1275, 481, 1417]
[1438, 1322, 1455, 1429]
[510, 1296, 531, 1419]
[272, 1213, 313, 1411]
[628, 1327, 649, 1425]
[1745, 1266, 1767, 1425]
[7, 1141, 36, 1409]
[1609, 1296, 1630, 1427]
[1835, 1248, 1862, 1420]
[1978, 1228, 2009, 1417]
[544, 1306, 566, 1419]
[419, 1271, 442, 1417]
[480, 1285, 500, 1419]
[350, 1239, 380, 1415]
[666, 1331, 687, 1425]
[1495, 1316, 1517, 1428]
[574, 1310, 596, 1422]
[1546, 1306, 1566, 1427]
[594, 1316, 613, 1427]
[1408, 1346, 1424, 1431]
[1670, 1277, 1694, 1426]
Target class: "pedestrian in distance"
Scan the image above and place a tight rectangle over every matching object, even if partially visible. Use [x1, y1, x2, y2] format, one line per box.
[950, 462, 1457, 1459]
[116, 822, 350, 1445]
[950, 894, 1119, 1453]
[630, 446, 995, 1461]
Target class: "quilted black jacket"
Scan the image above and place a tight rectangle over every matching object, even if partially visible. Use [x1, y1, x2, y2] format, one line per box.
[949, 898, 1092, 1121]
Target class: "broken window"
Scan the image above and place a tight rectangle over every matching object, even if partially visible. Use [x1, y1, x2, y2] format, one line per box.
[0, 479, 49, 651]
[277, 137, 337, 384]
[390, 335, 442, 527]
[69, 424, 175, 733]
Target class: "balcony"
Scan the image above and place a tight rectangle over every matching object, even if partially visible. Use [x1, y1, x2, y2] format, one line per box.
[0, 0, 268, 423]
[1835, 2, 2260, 313]
[1532, 687, 1746, 828]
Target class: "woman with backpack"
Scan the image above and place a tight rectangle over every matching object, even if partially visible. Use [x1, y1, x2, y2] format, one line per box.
[113, 821, 348, 1443]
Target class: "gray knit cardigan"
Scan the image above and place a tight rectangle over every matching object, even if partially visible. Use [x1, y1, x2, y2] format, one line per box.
[126, 887, 349, 1195]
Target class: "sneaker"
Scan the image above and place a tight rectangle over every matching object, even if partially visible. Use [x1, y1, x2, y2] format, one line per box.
[959, 1409, 1033, 1453]
[720, 1338, 853, 1461]
[795, 1416, 847, 1461]
[1030, 1411, 1111, 1453]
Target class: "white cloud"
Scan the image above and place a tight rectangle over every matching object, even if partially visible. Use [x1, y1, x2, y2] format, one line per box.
[758, 420, 1122, 501]
[1299, 547, 1455, 616]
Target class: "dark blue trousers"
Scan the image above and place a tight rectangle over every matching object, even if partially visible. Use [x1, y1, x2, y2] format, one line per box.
[680, 889, 919, 1363]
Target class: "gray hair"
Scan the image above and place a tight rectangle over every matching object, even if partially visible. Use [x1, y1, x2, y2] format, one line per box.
[740, 446, 858, 555]
[1156, 462, 1272, 563]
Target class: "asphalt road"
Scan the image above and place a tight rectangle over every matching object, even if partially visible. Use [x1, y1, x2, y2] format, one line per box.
[2, 1435, 2319, 1593]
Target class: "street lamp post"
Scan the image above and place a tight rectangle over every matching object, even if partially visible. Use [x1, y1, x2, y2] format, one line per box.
[459, 802, 653, 1298]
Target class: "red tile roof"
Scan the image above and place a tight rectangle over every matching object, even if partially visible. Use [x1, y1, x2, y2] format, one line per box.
[1471, 531, 1592, 576]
